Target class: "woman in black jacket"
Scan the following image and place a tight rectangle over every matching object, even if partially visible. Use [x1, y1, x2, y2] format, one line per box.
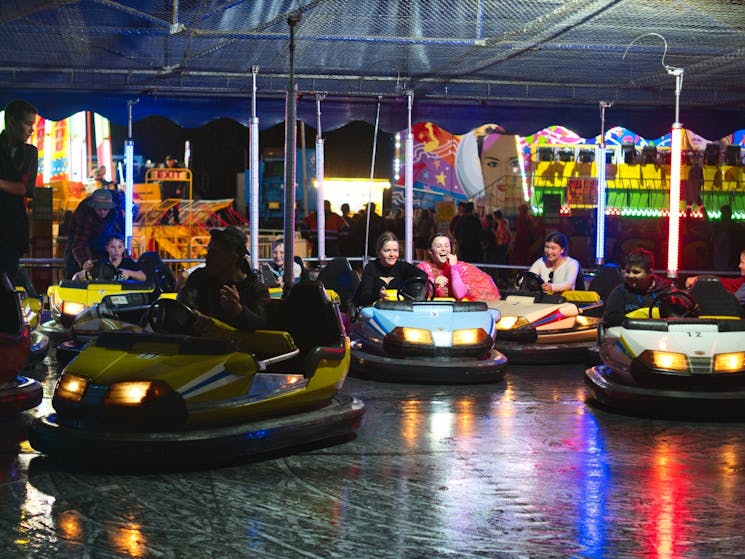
[354, 232, 427, 307]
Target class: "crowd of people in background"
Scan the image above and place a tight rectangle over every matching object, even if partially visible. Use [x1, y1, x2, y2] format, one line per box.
[296, 196, 745, 294]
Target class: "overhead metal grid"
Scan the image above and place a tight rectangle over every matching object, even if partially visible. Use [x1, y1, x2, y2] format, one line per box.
[0, 0, 743, 108]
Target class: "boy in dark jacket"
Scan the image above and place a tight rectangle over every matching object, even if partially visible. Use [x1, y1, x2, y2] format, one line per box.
[602, 248, 672, 327]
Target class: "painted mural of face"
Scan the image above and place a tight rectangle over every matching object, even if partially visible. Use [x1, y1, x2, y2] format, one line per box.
[454, 127, 519, 199]
[480, 133, 517, 192]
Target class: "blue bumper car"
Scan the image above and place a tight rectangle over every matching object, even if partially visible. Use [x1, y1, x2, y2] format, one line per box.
[350, 295, 507, 384]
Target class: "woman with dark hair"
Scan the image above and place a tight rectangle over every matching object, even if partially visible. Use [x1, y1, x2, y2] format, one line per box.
[178, 226, 269, 331]
[417, 234, 500, 301]
[528, 231, 580, 294]
[353, 232, 427, 307]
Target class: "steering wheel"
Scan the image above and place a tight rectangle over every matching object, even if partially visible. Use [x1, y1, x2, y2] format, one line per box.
[397, 276, 436, 302]
[514, 270, 545, 293]
[653, 289, 700, 319]
[147, 298, 198, 334]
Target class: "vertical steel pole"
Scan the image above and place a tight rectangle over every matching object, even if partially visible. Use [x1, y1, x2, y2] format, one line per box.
[283, 14, 299, 293]
[125, 98, 138, 254]
[595, 101, 612, 265]
[249, 66, 260, 271]
[404, 91, 414, 263]
[315, 94, 326, 263]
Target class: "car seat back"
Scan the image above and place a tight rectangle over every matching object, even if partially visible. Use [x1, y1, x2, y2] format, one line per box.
[138, 252, 177, 293]
[584, 262, 624, 317]
[689, 275, 744, 317]
[588, 263, 624, 300]
[316, 257, 359, 312]
[267, 280, 345, 377]
[575, 266, 586, 291]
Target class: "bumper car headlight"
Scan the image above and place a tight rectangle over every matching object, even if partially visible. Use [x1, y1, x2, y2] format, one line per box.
[496, 316, 529, 330]
[61, 301, 86, 317]
[639, 350, 689, 372]
[104, 380, 173, 406]
[714, 352, 745, 373]
[56, 373, 89, 402]
[397, 327, 433, 345]
[452, 328, 485, 346]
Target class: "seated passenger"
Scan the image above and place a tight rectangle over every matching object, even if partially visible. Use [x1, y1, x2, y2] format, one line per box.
[353, 231, 427, 307]
[686, 248, 745, 304]
[71, 233, 146, 282]
[265, 238, 302, 288]
[602, 248, 672, 327]
[416, 234, 500, 301]
[178, 226, 269, 332]
[528, 232, 580, 294]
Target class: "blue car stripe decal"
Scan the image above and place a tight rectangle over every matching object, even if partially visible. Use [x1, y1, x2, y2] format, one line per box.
[616, 337, 635, 359]
[369, 315, 389, 336]
[182, 370, 243, 399]
[179, 364, 242, 398]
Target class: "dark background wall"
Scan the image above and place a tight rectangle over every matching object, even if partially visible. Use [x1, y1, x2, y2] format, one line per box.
[112, 117, 395, 201]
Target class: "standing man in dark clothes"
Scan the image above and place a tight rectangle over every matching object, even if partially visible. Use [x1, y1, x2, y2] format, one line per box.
[453, 202, 484, 263]
[0, 100, 38, 285]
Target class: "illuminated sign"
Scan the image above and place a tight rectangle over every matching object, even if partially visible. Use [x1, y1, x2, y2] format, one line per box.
[148, 169, 190, 181]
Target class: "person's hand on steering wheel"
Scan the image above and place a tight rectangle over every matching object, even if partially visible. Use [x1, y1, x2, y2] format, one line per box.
[397, 276, 436, 301]
[191, 311, 214, 336]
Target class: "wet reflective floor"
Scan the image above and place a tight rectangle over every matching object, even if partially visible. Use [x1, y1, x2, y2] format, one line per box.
[4, 348, 745, 558]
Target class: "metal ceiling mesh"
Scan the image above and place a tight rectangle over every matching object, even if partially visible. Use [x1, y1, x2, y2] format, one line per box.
[0, 0, 743, 107]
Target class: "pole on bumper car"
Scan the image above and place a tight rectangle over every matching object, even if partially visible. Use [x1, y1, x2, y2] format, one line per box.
[283, 13, 299, 294]
[124, 98, 138, 255]
[249, 65, 260, 271]
[404, 90, 414, 263]
[595, 101, 612, 265]
[623, 33, 683, 279]
[315, 94, 326, 263]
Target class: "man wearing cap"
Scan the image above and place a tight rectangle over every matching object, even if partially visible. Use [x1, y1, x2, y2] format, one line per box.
[178, 226, 269, 332]
[0, 99, 38, 284]
[64, 188, 125, 279]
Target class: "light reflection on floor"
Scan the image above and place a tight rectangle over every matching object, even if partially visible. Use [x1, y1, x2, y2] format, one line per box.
[3, 349, 745, 558]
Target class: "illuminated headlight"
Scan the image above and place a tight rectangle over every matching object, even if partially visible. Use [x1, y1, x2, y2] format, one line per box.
[713, 352, 745, 373]
[639, 350, 689, 372]
[496, 316, 529, 330]
[398, 327, 433, 345]
[61, 301, 86, 316]
[104, 381, 171, 406]
[452, 328, 482, 346]
[56, 373, 89, 402]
